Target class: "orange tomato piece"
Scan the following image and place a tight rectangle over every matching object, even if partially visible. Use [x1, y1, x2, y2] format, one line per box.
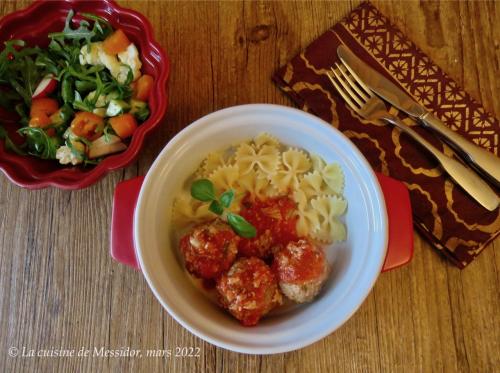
[29, 113, 52, 128]
[133, 74, 153, 102]
[70, 112, 105, 141]
[103, 29, 131, 55]
[109, 113, 138, 139]
[30, 98, 59, 117]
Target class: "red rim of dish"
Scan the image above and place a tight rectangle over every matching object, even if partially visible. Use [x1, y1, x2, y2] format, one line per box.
[0, 0, 170, 189]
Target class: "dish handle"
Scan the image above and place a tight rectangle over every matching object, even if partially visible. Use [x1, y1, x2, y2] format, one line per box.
[110, 176, 144, 269]
[110, 173, 413, 271]
[376, 173, 414, 271]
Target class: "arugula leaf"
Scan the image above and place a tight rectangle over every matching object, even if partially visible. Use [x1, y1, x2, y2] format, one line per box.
[0, 40, 24, 82]
[226, 213, 257, 238]
[65, 138, 85, 160]
[191, 179, 216, 202]
[48, 10, 95, 43]
[35, 53, 60, 77]
[8, 78, 31, 105]
[18, 127, 61, 159]
[73, 91, 94, 112]
[0, 40, 44, 106]
[0, 89, 20, 110]
[48, 10, 113, 44]
[0, 125, 26, 155]
[61, 75, 75, 104]
[80, 12, 113, 40]
[103, 124, 117, 143]
[75, 80, 96, 93]
[15, 103, 29, 126]
[121, 64, 134, 86]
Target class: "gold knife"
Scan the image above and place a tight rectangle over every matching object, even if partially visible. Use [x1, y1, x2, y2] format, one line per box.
[337, 45, 500, 188]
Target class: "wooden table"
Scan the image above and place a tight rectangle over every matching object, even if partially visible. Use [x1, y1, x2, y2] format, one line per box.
[0, 1, 498, 372]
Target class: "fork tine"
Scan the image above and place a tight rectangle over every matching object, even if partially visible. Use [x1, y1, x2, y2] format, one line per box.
[338, 59, 374, 98]
[327, 71, 362, 116]
[335, 63, 370, 102]
[330, 66, 364, 107]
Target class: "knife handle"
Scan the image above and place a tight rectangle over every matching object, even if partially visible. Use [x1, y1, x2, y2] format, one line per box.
[420, 112, 500, 187]
[383, 115, 499, 212]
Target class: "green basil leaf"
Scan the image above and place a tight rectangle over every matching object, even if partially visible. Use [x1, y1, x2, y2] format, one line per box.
[209, 200, 224, 215]
[227, 212, 257, 238]
[219, 190, 234, 208]
[191, 179, 216, 202]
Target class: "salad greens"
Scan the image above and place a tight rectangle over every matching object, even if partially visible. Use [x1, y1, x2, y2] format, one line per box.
[0, 125, 25, 155]
[0, 9, 150, 165]
[190, 179, 257, 238]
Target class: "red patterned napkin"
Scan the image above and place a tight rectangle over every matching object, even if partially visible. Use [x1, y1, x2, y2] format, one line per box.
[273, 1, 499, 268]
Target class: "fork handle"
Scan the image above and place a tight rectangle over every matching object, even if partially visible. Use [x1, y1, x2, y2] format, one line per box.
[382, 115, 499, 211]
[419, 112, 500, 187]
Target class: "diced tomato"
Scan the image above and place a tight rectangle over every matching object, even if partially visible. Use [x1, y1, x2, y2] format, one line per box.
[102, 29, 131, 55]
[30, 98, 59, 117]
[29, 113, 52, 128]
[133, 74, 153, 101]
[109, 113, 138, 139]
[70, 112, 105, 141]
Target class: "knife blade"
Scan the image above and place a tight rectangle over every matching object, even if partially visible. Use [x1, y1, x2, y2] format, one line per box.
[337, 45, 500, 187]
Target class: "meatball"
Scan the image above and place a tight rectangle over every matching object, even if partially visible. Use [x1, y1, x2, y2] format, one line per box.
[216, 257, 283, 326]
[273, 239, 328, 303]
[179, 219, 240, 280]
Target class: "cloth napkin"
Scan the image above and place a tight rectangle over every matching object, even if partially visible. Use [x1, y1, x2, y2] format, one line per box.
[273, 1, 499, 268]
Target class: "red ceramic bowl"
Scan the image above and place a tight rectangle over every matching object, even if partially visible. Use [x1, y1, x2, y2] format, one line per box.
[0, 0, 170, 189]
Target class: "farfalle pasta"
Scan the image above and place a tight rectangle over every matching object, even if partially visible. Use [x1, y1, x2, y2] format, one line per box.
[202, 151, 227, 176]
[234, 143, 280, 175]
[172, 191, 215, 226]
[254, 132, 280, 149]
[209, 165, 240, 193]
[173, 133, 347, 244]
[309, 195, 347, 242]
[270, 149, 311, 192]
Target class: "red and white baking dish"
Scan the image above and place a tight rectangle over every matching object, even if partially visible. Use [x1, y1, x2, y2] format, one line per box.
[110, 104, 413, 354]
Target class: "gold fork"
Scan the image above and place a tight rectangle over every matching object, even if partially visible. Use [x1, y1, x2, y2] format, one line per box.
[327, 62, 498, 211]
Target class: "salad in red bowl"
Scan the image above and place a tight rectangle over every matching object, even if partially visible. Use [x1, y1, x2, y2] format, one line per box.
[0, 0, 169, 189]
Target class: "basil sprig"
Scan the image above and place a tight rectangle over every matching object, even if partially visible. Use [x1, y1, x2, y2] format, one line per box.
[190, 179, 256, 238]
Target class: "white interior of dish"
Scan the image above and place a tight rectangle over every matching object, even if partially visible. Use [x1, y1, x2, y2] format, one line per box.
[134, 104, 388, 354]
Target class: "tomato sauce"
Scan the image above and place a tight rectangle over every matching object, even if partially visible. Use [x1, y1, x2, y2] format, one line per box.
[273, 240, 326, 284]
[180, 221, 239, 280]
[238, 196, 299, 258]
[216, 257, 282, 326]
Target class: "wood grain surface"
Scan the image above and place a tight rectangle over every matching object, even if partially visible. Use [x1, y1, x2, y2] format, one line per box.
[0, 1, 498, 372]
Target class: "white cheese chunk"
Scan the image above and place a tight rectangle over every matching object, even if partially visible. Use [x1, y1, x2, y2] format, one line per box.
[79, 42, 142, 84]
[117, 43, 142, 82]
[56, 145, 83, 165]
